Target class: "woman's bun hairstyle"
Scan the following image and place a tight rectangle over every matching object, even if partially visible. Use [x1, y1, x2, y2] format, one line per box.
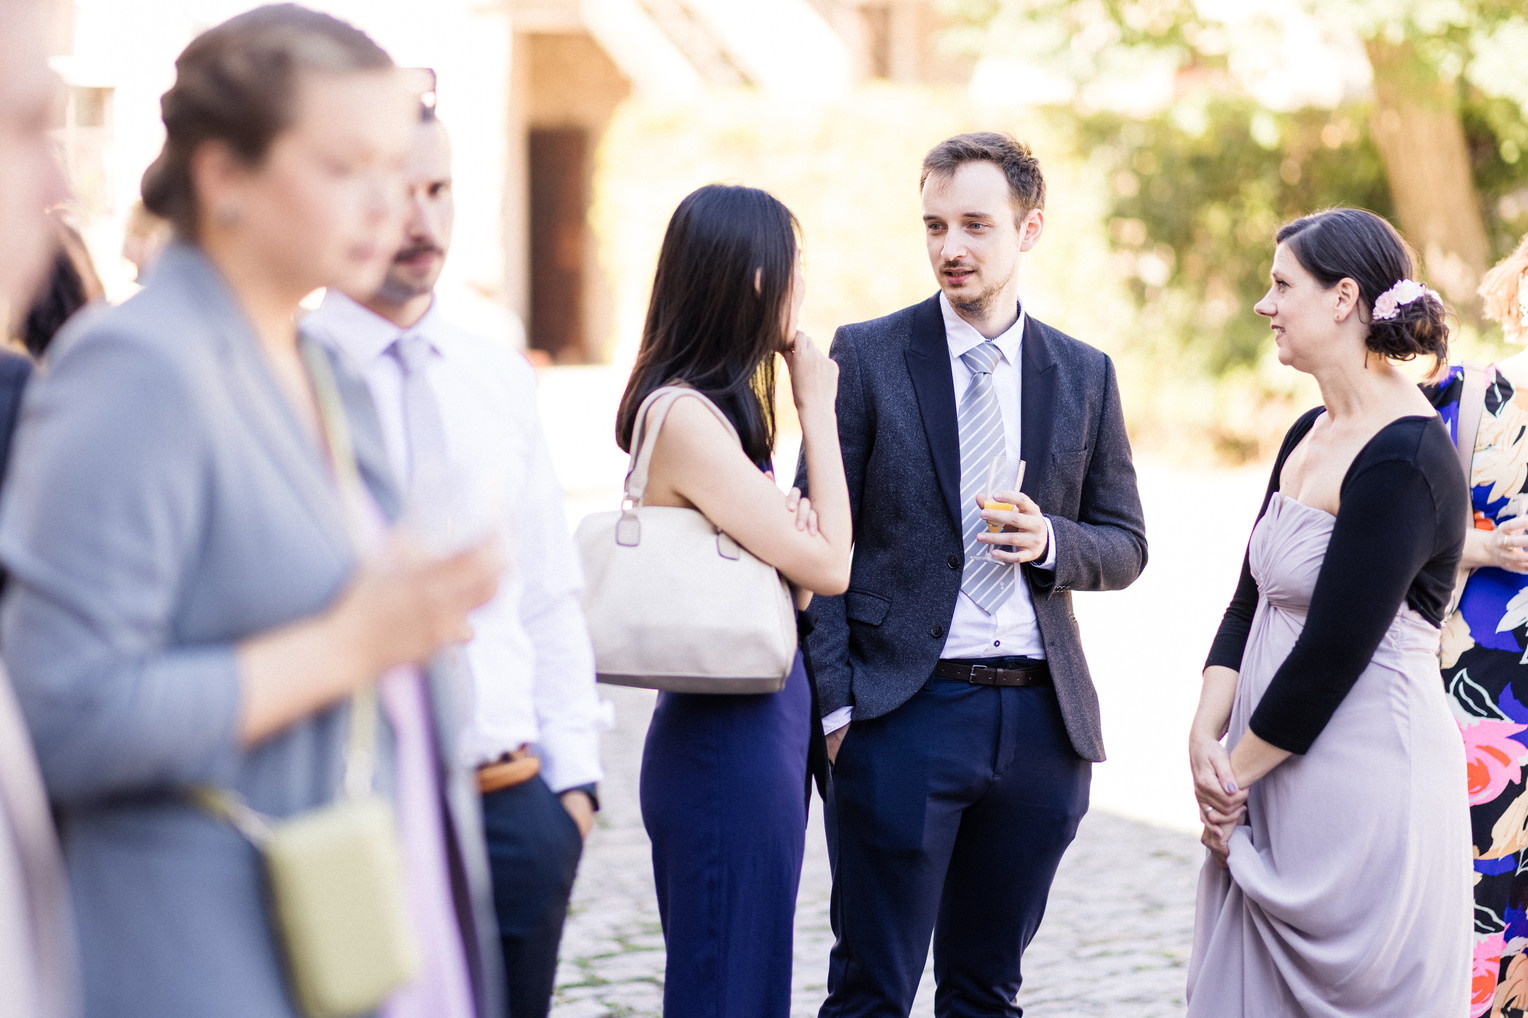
[1366, 285, 1449, 366]
[141, 4, 392, 236]
[1276, 207, 1449, 371]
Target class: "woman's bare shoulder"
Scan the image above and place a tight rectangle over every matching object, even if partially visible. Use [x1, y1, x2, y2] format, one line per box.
[647, 393, 739, 455]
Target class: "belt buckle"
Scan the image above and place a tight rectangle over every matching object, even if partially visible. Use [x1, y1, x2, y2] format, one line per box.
[967, 664, 993, 684]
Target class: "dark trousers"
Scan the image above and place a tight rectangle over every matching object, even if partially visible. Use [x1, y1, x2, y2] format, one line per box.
[821, 672, 1091, 1018]
[480, 776, 585, 1018]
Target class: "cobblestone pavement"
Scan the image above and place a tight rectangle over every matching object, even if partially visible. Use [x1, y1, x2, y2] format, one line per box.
[549, 684, 1202, 1018]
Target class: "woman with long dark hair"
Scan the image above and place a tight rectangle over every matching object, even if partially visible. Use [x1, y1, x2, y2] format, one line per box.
[1186, 208, 1471, 1014]
[0, 7, 501, 1016]
[618, 183, 851, 1017]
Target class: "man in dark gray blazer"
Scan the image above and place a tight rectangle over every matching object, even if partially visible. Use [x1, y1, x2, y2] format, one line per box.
[799, 132, 1147, 1017]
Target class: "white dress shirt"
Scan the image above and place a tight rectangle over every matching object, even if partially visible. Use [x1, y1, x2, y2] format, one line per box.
[821, 293, 1057, 736]
[937, 291, 1055, 659]
[306, 292, 603, 792]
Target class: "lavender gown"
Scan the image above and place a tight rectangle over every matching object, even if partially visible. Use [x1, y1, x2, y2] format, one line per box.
[1187, 492, 1472, 1018]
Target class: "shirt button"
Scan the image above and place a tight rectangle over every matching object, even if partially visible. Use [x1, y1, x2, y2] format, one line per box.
[947, 555, 961, 570]
[931, 624, 945, 639]
[993, 640, 1001, 647]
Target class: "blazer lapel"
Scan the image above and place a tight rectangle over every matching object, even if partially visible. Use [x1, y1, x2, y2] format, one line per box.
[167, 247, 353, 552]
[903, 294, 962, 532]
[308, 337, 404, 523]
[1020, 315, 1060, 497]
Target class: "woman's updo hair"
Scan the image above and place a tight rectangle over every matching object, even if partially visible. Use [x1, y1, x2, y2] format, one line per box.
[1276, 207, 1449, 371]
[141, 3, 393, 236]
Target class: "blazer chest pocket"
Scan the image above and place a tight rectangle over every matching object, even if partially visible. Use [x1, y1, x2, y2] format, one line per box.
[1052, 447, 1089, 471]
[1045, 448, 1090, 509]
[845, 590, 890, 626]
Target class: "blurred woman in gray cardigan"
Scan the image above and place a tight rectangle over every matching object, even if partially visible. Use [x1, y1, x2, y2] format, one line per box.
[0, 7, 503, 1017]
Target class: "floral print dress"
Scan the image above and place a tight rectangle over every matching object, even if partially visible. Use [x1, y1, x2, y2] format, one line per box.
[1435, 365, 1528, 1018]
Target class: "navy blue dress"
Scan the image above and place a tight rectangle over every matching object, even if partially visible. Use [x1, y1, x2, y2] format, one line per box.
[639, 650, 811, 1018]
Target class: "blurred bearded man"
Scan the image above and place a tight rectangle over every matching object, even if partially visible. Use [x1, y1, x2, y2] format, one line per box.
[305, 106, 603, 1018]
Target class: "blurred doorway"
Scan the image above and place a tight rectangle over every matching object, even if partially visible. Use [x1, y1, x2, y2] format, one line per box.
[528, 127, 589, 363]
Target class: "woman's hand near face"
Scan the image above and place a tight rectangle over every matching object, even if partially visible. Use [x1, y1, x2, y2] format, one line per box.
[783, 331, 838, 423]
[236, 534, 502, 746]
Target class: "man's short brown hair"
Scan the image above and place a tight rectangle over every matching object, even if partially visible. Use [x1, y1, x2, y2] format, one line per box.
[920, 132, 1045, 221]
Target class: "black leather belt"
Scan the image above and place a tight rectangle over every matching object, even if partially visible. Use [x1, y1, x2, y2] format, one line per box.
[933, 659, 1051, 687]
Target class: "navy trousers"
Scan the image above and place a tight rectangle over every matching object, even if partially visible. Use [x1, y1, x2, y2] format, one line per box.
[480, 776, 586, 1018]
[821, 671, 1091, 1018]
[639, 654, 811, 1018]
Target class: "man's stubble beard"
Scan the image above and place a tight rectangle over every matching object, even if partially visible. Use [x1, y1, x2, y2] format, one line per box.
[952, 250, 1024, 321]
[952, 277, 1009, 321]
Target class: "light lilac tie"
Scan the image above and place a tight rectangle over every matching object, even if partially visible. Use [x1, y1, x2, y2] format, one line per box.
[388, 334, 447, 484]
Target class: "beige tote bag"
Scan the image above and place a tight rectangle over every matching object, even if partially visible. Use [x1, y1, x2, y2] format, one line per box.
[576, 385, 796, 693]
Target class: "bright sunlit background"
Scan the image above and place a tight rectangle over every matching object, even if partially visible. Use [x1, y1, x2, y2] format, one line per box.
[33, 0, 1528, 832]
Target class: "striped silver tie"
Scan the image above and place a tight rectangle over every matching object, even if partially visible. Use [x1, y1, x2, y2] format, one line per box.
[958, 341, 1014, 614]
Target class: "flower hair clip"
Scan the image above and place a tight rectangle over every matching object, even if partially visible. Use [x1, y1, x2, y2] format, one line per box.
[1373, 278, 1441, 321]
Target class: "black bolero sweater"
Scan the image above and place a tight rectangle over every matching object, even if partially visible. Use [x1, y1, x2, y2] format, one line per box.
[1205, 408, 1467, 754]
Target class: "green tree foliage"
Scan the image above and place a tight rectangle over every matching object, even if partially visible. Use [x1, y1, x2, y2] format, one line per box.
[938, 0, 1528, 458]
[1079, 102, 1393, 376]
[941, 0, 1528, 356]
[1467, 94, 1528, 255]
[941, 0, 1225, 99]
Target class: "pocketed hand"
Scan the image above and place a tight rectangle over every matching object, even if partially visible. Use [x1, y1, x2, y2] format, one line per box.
[560, 790, 595, 840]
[825, 724, 848, 766]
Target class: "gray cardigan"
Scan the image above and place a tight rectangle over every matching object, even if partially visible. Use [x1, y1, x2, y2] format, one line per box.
[0, 245, 501, 1018]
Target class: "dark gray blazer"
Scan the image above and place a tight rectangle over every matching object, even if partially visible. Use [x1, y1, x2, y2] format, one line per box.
[0, 244, 501, 1018]
[798, 295, 1146, 762]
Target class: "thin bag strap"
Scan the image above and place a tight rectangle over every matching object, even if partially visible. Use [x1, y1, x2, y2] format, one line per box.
[1455, 365, 1489, 493]
[623, 385, 741, 505]
[1444, 364, 1492, 619]
[300, 341, 381, 800]
[190, 345, 383, 836]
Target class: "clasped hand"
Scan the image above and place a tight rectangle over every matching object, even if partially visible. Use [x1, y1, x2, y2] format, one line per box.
[1190, 732, 1248, 869]
[976, 490, 1049, 564]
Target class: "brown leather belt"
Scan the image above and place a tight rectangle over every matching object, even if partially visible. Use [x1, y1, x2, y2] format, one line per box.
[477, 745, 540, 795]
[933, 659, 1051, 687]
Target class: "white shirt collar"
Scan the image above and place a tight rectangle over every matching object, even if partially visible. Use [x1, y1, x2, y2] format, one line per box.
[939, 290, 1025, 368]
[306, 290, 449, 365]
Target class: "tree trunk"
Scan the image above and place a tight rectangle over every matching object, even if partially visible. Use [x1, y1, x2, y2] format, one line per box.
[1365, 38, 1490, 311]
